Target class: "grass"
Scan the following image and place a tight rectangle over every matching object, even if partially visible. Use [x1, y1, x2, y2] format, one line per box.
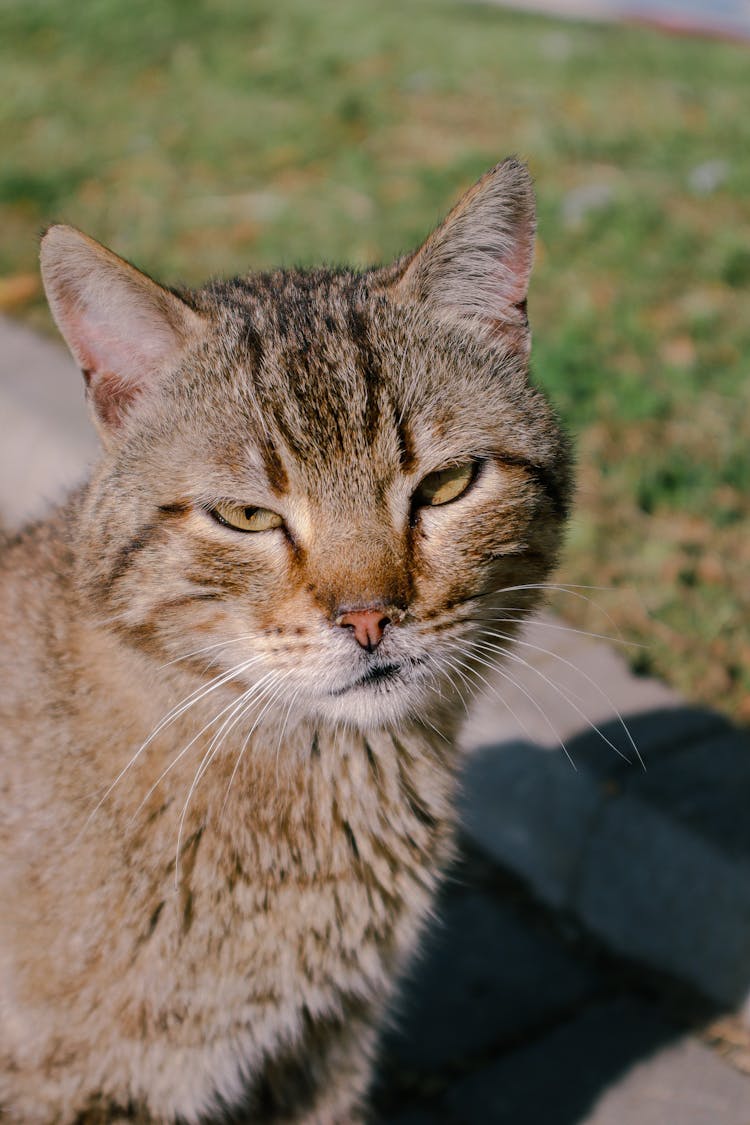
[1, 0, 748, 721]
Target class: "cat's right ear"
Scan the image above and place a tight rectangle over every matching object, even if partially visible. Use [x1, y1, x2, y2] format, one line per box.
[40, 225, 205, 440]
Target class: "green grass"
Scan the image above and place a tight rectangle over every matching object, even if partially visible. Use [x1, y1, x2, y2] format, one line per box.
[1, 0, 748, 721]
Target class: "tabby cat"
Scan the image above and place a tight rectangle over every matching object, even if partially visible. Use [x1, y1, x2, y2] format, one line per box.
[0, 159, 570, 1123]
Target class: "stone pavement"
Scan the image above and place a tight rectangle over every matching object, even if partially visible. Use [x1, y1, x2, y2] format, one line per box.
[3, 314, 750, 1122]
[0, 315, 97, 526]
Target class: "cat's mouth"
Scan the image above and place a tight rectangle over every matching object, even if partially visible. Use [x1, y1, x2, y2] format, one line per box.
[331, 662, 403, 696]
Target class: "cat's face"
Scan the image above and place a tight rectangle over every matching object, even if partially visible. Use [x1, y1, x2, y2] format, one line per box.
[41, 160, 571, 732]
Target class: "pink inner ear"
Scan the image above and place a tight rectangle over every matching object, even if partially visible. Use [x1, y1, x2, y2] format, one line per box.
[75, 310, 165, 379]
[495, 214, 535, 314]
[64, 299, 173, 428]
[64, 308, 139, 426]
[41, 224, 203, 434]
[82, 368, 143, 429]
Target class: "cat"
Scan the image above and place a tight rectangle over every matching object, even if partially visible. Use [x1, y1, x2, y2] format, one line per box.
[0, 158, 571, 1124]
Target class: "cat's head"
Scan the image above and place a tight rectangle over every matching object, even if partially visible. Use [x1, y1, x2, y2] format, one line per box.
[40, 159, 571, 732]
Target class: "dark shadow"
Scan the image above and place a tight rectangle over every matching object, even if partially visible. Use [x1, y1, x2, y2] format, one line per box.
[371, 704, 750, 1123]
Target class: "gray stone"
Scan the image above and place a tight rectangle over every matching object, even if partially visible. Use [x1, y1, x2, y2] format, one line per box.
[441, 998, 682, 1125]
[0, 315, 97, 526]
[378, 1110, 442, 1125]
[582, 1034, 750, 1124]
[624, 729, 750, 858]
[458, 739, 600, 907]
[575, 793, 750, 1008]
[458, 706, 750, 1010]
[461, 612, 680, 753]
[569, 705, 730, 780]
[382, 888, 599, 1075]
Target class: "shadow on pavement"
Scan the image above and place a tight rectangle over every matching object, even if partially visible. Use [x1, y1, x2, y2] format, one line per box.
[373, 704, 750, 1123]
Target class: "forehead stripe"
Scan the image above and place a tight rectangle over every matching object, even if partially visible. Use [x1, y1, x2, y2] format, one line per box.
[347, 302, 383, 445]
[259, 436, 289, 496]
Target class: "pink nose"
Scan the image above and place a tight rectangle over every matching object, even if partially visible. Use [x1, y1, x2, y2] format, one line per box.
[336, 609, 391, 652]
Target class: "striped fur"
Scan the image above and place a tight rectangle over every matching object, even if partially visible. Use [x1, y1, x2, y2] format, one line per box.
[0, 160, 571, 1123]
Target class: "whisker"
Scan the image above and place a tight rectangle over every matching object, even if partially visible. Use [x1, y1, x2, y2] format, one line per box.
[473, 612, 647, 649]
[474, 583, 628, 641]
[137, 655, 266, 751]
[79, 655, 267, 834]
[221, 671, 296, 816]
[173, 680, 278, 884]
[445, 637, 572, 764]
[478, 628, 644, 769]
[490, 582, 615, 595]
[441, 640, 538, 745]
[419, 714, 451, 744]
[434, 653, 475, 715]
[471, 635, 632, 766]
[186, 671, 282, 796]
[417, 658, 445, 700]
[132, 673, 276, 828]
[159, 633, 257, 669]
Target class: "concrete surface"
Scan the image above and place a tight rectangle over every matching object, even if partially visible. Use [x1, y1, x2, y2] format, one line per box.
[459, 637, 750, 1012]
[0, 314, 96, 527]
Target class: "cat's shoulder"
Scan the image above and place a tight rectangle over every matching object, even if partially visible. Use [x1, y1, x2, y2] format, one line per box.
[0, 491, 83, 641]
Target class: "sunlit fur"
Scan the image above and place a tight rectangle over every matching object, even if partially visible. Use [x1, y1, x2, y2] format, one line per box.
[0, 160, 571, 1123]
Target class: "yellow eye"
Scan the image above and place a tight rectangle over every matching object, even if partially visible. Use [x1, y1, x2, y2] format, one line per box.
[413, 462, 477, 508]
[211, 501, 283, 533]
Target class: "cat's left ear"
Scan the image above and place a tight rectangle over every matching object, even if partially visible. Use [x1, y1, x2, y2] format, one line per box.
[383, 158, 535, 352]
[40, 225, 205, 438]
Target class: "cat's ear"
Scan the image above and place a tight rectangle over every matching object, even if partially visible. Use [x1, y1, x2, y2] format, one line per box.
[40, 225, 204, 437]
[385, 158, 535, 351]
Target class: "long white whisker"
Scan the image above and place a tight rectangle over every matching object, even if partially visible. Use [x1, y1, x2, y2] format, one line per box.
[185, 671, 282, 800]
[478, 629, 644, 769]
[419, 714, 451, 744]
[190, 685, 268, 795]
[441, 640, 538, 746]
[491, 582, 615, 594]
[79, 655, 267, 834]
[420, 661, 445, 699]
[130, 675, 274, 827]
[159, 633, 258, 669]
[131, 655, 264, 761]
[476, 583, 628, 640]
[472, 636, 632, 765]
[173, 680, 277, 885]
[221, 671, 296, 815]
[474, 612, 647, 649]
[448, 637, 572, 765]
[434, 652, 475, 715]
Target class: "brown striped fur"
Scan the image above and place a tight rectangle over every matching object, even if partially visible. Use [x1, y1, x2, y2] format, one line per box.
[0, 160, 571, 1123]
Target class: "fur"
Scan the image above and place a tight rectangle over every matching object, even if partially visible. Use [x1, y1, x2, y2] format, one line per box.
[0, 159, 571, 1123]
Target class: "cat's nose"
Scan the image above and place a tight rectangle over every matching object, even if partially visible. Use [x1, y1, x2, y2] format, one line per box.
[335, 608, 392, 652]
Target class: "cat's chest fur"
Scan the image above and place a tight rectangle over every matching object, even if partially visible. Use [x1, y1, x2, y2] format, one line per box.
[2, 647, 456, 1120]
[112, 720, 456, 1019]
[137, 735, 451, 1117]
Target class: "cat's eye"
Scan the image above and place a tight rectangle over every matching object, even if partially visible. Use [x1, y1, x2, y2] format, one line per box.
[211, 501, 283, 533]
[412, 462, 478, 509]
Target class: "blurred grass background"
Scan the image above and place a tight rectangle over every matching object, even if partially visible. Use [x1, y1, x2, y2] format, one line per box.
[1, 0, 748, 720]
